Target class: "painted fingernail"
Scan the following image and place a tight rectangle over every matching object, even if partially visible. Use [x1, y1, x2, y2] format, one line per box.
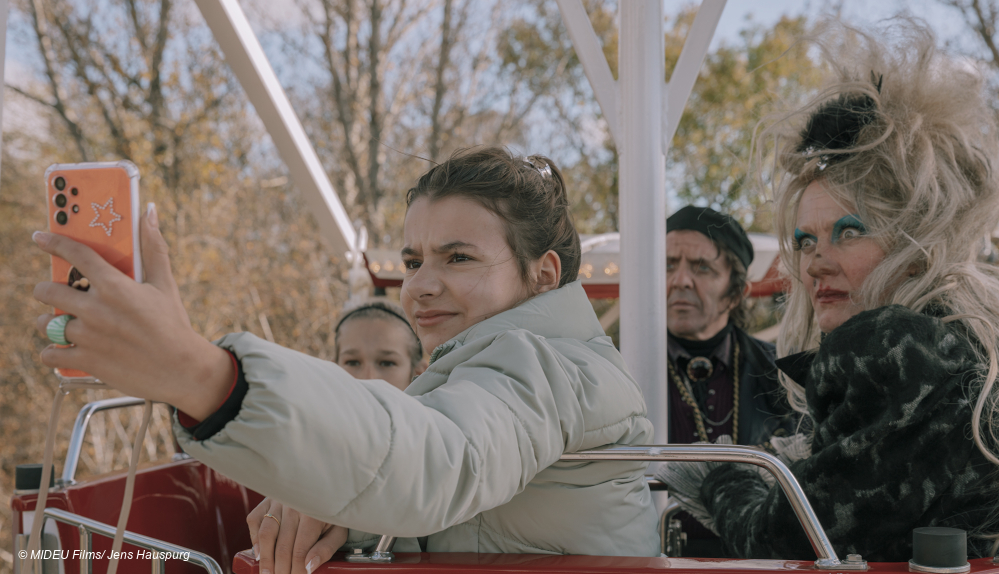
[32, 231, 49, 245]
[147, 202, 158, 229]
[306, 558, 318, 574]
[252, 545, 259, 561]
[261, 569, 270, 574]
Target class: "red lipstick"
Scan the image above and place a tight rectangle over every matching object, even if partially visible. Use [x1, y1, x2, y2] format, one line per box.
[815, 288, 849, 305]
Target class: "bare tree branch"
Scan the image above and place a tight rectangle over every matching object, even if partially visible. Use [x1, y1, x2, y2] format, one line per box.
[970, 0, 999, 66]
[27, 0, 90, 160]
[940, 0, 999, 67]
[321, 0, 367, 210]
[366, 0, 384, 210]
[125, 0, 151, 66]
[5, 83, 54, 108]
[428, 0, 453, 160]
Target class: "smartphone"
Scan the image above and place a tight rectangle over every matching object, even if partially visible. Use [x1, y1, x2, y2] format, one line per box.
[44, 161, 143, 382]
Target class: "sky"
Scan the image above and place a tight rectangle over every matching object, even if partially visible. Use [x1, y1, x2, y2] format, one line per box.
[685, 0, 975, 53]
[1, 1, 986, 171]
[3, 1, 980, 115]
[3, 0, 980, 94]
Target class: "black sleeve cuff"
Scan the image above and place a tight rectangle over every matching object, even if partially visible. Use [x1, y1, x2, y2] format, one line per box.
[181, 349, 248, 441]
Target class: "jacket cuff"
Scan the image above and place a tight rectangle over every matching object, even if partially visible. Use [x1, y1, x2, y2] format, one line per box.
[178, 349, 247, 440]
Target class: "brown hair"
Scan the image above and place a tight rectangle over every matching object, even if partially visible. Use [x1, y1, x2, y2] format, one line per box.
[334, 301, 423, 369]
[406, 146, 580, 290]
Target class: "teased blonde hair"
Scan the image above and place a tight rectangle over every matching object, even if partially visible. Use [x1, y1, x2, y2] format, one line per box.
[758, 19, 999, 466]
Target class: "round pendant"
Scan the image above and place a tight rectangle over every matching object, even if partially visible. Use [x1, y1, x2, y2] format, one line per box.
[686, 357, 713, 381]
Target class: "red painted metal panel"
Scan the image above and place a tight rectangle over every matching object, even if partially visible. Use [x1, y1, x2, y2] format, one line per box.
[11, 459, 264, 574]
[364, 257, 786, 299]
[233, 552, 999, 574]
[583, 284, 619, 299]
[14, 459, 999, 574]
[748, 258, 787, 298]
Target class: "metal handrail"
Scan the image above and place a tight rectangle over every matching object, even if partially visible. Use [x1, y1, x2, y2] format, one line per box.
[659, 498, 683, 556]
[43, 508, 222, 574]
[63, 397, 147, 484]
[58, 410, 847, 567]
[560, 444, 862, 570]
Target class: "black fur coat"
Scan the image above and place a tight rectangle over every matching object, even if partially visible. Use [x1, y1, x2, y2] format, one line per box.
[701, 305, 999, 561]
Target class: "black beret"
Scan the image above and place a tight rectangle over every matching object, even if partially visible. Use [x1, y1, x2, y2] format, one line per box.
[666, 206, 754, 269]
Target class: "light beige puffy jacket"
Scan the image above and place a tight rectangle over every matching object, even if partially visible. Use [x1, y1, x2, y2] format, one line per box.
[175, 281, 660, 556]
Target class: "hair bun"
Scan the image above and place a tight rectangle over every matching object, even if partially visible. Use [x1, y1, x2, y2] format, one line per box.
[407, 146, 581, 289]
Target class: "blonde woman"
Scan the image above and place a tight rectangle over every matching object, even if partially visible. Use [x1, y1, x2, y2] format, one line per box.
[661, 20, 999, 560]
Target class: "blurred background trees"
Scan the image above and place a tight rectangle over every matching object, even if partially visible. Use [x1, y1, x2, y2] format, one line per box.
[3, 1, 998, 570]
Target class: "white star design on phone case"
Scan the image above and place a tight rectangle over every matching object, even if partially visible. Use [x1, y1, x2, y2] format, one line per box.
[89, 197, 123, 237]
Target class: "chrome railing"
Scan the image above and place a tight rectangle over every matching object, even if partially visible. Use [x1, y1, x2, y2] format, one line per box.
[352, 444, 856, 568]
[63, 397, 147, 485]
[561, 444, 863, 570]
[344, 534, 397, 564]
[659, 498, 683, 556]
[41, 508, 222, 574]
[56, 406, 852, 568]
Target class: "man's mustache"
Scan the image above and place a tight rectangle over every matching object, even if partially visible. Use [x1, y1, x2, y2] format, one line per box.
[668, 292, 701, 307]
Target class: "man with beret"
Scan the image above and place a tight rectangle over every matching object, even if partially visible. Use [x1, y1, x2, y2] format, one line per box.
[665, 206, 796, 555]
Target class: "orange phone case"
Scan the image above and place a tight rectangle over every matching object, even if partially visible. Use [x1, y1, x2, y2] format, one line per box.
[45, 161, 142, 382]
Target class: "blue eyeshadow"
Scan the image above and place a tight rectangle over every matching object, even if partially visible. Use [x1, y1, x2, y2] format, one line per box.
[831, 214, 867, 243]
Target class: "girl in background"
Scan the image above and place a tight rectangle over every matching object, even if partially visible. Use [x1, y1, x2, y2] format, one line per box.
[333, 300, 425, 391]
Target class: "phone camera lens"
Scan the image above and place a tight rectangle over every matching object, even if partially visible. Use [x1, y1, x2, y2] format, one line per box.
[54, 193, 67, 208]
[56, 211, 68, 225]
[54, 177, 66, 191]
[71, 187, 78, 196]
[72, 204, 80, 213]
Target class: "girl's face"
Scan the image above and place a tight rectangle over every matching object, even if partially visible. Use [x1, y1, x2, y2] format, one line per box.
[337, 318, 418, 391]
[795, 180, 886, 333]
[401, 195, 531, 353]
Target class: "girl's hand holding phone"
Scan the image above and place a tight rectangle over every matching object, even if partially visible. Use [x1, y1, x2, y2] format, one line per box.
[32, 205, 234, 420]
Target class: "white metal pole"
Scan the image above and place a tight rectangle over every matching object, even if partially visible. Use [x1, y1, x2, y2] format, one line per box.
[663, 0, 726, 149]
[554, 0, 620, 147]
[193, 0, 356, 255]
[619, 1, 667, 443]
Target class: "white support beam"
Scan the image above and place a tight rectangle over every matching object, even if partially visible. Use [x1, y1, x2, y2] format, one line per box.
[663, 0, 726, 150]
[618, 0, 667, 445]
[193, 0, 356, 255]
[0, 0, 9, 180]
[555, 0, 620, 147]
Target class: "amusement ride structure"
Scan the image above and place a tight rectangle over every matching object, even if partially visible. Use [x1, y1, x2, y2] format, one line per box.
[5, 1, 997, 573]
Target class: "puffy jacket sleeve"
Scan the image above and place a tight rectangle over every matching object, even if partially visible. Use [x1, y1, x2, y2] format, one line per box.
[700, 306, 983, 561]
[174, 330, 578, 537]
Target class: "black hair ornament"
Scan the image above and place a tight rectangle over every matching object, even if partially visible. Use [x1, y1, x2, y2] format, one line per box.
[797, 71, 882, 170]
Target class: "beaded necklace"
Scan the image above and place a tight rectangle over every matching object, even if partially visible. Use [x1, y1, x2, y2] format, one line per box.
[667, 340, 740, 443]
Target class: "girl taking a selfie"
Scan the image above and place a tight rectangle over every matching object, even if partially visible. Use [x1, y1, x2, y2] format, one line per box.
[31, 147, 661, 573]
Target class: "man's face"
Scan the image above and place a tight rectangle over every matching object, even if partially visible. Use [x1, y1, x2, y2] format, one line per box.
[666, 230, 735, 341]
